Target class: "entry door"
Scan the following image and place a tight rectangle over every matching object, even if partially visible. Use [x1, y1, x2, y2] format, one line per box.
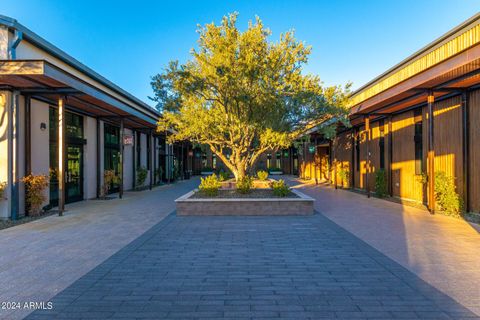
[66, 144, 83, 203]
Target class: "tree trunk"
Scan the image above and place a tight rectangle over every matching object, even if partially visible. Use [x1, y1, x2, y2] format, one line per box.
[232, 165, 246, 181]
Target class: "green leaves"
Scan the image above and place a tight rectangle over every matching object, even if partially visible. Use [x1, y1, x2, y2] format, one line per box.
[151, 13, 350, 180]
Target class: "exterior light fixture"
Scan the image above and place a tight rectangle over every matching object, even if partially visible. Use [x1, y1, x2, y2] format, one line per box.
[40, 122, 47, 131]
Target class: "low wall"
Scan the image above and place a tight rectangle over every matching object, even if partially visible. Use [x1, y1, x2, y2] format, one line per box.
[175, 189, 314, 216]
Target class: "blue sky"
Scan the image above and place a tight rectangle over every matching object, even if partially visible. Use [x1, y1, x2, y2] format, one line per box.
[1, 1, 478, 105]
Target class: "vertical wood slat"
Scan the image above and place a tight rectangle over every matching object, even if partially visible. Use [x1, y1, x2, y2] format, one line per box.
[427, 93, 435, 214]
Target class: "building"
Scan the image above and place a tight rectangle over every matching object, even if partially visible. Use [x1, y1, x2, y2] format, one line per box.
[0, 15, 192, 219]
[316, 13, 480, 214]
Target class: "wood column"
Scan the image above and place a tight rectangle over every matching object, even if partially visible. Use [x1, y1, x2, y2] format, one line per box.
[24, 95, 31, 215]
[153, 135, 157, 185]
[461, 90, 470, 212]
[427, 93, 435, 214]
[119, 118, 124, 199]
[132, 130, 136, 189]
[388, 115, 393, 197]
[58, 97, 65, 215]
[332, 139, 337, 189]
[350, 128, 355, 189]
[365, 115, 371, 198]
[7, 92, 19, 220]
[25, 95, 31, 176]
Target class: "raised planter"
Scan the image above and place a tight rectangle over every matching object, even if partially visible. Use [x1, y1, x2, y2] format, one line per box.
[220, 178, 273, 189]
[175, 189, 314, 216]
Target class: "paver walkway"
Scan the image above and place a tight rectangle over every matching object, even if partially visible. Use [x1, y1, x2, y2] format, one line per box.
[285, 177, 480, 316]
[27, 214, 477, 319]
[0, 178, 199, 320]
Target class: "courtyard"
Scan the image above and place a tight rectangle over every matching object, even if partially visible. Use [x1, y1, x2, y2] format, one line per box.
[1, 177, 478, 319]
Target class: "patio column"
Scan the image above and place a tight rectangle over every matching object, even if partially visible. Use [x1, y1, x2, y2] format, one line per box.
[461, 90, 470, 212]
[365, 115, 371, 198]
[332, 139, 337, 189]
[350, 128, 355, 189]
[427, 92, 435, 214]
[6, 91, 19, 220]
[119, 118, 124, 199]
[132, 130, 136, 189]
[58, 97, 66, 215]
[388, 115, 393, 197]
[153, 135, 157, 185]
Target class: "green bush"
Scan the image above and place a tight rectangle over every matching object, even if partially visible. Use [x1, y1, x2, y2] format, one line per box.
[375, 169, 388, 198]
[270, 179, 290, 197]
[199, 174, 221, 196]
[257, 170, 268, 181]
[217, 170, 230, 181]
[236, 176, 254, 194]
[434, 171, 463, 217]
[136, 166, 148, 187]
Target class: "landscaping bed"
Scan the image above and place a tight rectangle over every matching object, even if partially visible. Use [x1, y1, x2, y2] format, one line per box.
[191, 188, 299, 199]
[0, 210, 58, 231]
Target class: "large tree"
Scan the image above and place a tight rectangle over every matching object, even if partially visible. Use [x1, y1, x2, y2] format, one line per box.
[151, 13, 350, 181]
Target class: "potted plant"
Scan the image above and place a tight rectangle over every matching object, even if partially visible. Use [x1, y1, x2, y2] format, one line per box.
[22, 174, 49, 216]
[136, 166, 148, 189]
[0, 181, 7, 219]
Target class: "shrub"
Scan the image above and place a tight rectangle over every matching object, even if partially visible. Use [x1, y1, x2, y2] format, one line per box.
[256, 170, 269, 181]
[375, 169, 388, 198]
[136, 166, 148, 187]
[270, 179, 290, 197]
[22, 174, 49, 215]
[434, 171, 463, 217]
[338, 168, 349, 187]
[236, 176, 254, 194]
[0, 181, 6, 199]
[199, 174, 221, 196]
[218, 170, 230, 181]
[102, 170, 119, 197]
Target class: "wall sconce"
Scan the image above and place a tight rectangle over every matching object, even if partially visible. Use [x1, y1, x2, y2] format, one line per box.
[40, 122, 47, 131]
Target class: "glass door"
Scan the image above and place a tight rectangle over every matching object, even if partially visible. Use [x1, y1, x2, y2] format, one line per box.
[66, 144, 83, 203]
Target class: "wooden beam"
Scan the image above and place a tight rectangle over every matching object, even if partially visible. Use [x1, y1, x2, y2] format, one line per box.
[461, 90, 470, 212]
[388, 115, 393, 197]
[365, 115, 371, 198]
[58, 97, 65, 215]
[427, 93, 435, 214]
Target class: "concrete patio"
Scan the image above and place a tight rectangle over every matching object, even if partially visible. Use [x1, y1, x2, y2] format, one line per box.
[0, 179, 200, 320]
[286, 177, 480, 317]
[1, 176, 479, 319]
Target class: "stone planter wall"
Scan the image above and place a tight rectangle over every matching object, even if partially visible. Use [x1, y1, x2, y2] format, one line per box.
[175, 189, 314, 216]
[220, 179, 274, 190]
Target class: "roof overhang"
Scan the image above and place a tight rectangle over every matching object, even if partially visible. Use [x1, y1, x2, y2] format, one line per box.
[0, 59, 160, 129]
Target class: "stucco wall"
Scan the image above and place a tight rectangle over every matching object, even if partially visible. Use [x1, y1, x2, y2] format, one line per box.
[123, 128, 134, 191]
[84, 116, 97, 199]
[30, 98, 49, 209]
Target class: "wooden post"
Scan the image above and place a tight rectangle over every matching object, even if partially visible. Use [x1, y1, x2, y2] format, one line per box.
[24, 95, 31, 215]
[461, 90, 470, 213]
[388, 115, 393, 197]
[365, 115, 371, 198]
[132, 131, 136, 189]
[427, 92, 435, 214]
[333, 139, 337, 189]
[153, 135, 157, 185]
[119, 118, 124, 199]
[58, 97, 65, 215]
[350, 128, 355, 189]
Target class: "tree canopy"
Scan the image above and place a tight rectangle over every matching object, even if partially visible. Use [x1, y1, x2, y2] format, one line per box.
[151, 13, 351, 180]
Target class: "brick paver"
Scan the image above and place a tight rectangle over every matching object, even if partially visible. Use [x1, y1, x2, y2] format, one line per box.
[284, 177, 480, 316]
[27, 212, 478, 319]
[0, 179, 199, 320]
